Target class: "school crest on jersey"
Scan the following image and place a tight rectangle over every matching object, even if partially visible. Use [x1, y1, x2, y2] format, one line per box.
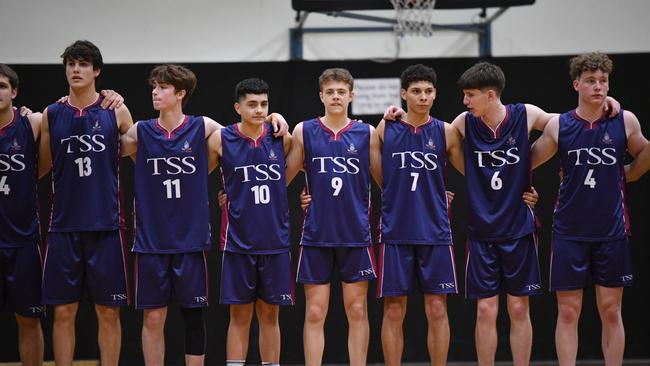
[181, 140, 193, 153]
[602, 132, 613, 144]
[10, 138, 21, 151]
[92, 120, 102, 131]
[347, 143, 358, 154]
[268, 149, 278, 161]
[425, 138, 437, 151]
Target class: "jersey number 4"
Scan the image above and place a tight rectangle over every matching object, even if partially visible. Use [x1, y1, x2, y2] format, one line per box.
[584, 168, 596, 189]
[0, 176, 10, 195]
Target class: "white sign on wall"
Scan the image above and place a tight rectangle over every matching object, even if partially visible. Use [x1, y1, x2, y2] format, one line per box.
[352, 78, 401, 115]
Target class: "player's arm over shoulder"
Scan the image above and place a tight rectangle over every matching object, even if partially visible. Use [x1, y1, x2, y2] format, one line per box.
[375, 119, 386, 144]
[282, 131, 292, 156]
[530, 114, 560, 169]
[450, 112, 467, 138]
[444, 122, 464, 175]
[207, 128, 223, 173]
[369, 124, 382, 186]
[26, 112, 43, 141]
[623, 110, 648, 157]
[203, 116, 224, 139]
[115, 104, 134, 135]
[525, 103, 558, 133]
[285, 122, 305, 185]
[120, 121, 139, 157]
[38, 108, 51, 178]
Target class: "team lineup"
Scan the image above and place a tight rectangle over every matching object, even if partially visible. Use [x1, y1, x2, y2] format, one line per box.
[1, 40, 650, 366]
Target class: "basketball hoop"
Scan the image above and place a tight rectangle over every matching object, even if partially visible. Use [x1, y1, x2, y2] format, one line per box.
[389, 0, 437, 37]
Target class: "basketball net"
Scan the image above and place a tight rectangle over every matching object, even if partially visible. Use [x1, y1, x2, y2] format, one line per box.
[390, 0, 437, 37]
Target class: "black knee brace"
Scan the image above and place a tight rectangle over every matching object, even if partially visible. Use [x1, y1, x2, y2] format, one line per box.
[180, 307, 206, 356]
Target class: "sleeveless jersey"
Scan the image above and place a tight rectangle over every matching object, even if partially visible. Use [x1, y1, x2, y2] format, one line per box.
[301, 118, 371, 247]
[381, 117, 452, 245]
[47, 96, 121, 231]
[464, 103, 535, 241]
[133, 116, 211, 253]
[553, 110, 629, 241]
[219, 123, 290, 254]
[0, 109, 39, 247]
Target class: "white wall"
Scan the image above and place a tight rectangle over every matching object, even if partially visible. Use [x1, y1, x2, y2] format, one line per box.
[1, 0, 648, 64]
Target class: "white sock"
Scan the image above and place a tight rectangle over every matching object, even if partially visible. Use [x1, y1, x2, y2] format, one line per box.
[226, 360, 246, 366]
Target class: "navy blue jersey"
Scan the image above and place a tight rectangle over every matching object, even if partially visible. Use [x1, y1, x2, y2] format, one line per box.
[219, 123, 290, 254]
[133, 116, 211, 253]
[47, 97, 122, 232]
[464, 103, 535, 241]
[301, 118, 371, 247]
[381, 117, 452, 245]
[0, 109, 39, 247]
[553, 110, 629, 241]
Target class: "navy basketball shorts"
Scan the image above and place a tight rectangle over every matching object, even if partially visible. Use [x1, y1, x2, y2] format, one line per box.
[296, 246, 377, 284]
[465, 233, 542, 299]
[135, 252, 209, 309]
[219, 251, 294, 305]
[376, 243, 458, 298]
[0, 245, 45, 317]
[42, 230, 129, 306]
[550, 236, 633, 291]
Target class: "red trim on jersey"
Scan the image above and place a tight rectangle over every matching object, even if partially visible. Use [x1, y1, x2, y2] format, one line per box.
[494, 106, 510, 138]
[548, 239, 555, 289]
[289, 252, 296, 305]
[367, 245, 377, 275]
[219, 169, 229, 251]
[397, 116, 432, 134]
[298, 182, 310, 247]
[449, 245, 459, 292]
[571, 109, 605, 130]
[64, 94, 102, 117]
[233, 122, 268, 148]
[377, 216, 383, 243]
[202, 251, 210, 306]
[376, 243, 385, 298]
[155, 115, 189, 139]
[479, 105, 510, 139]
[41, 234, 51, 281]
[296, 246, 304, 283]
[132, 197, 137, 245]
[134, 254, 139, 308]
[0, 108, 18, 136]
[464, 239, 471, 299]
[317, 117, 355, 141]
[47, 183, 55, 232]
[118, 228, 131, 305]
[620, 171, 631, 236]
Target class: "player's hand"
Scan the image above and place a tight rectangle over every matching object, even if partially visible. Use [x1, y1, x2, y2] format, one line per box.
[523, 186, 538, 209]
[300, 191, 312, 210]
[383, 105, 405, 121]
[19, 106, 34, 116]
[100, 90, 124, 110]
[267, 113, 289, 137]
[604, 96, 620, 118]
[446, 190, 455, 206]
[217, 190, 228, 207]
